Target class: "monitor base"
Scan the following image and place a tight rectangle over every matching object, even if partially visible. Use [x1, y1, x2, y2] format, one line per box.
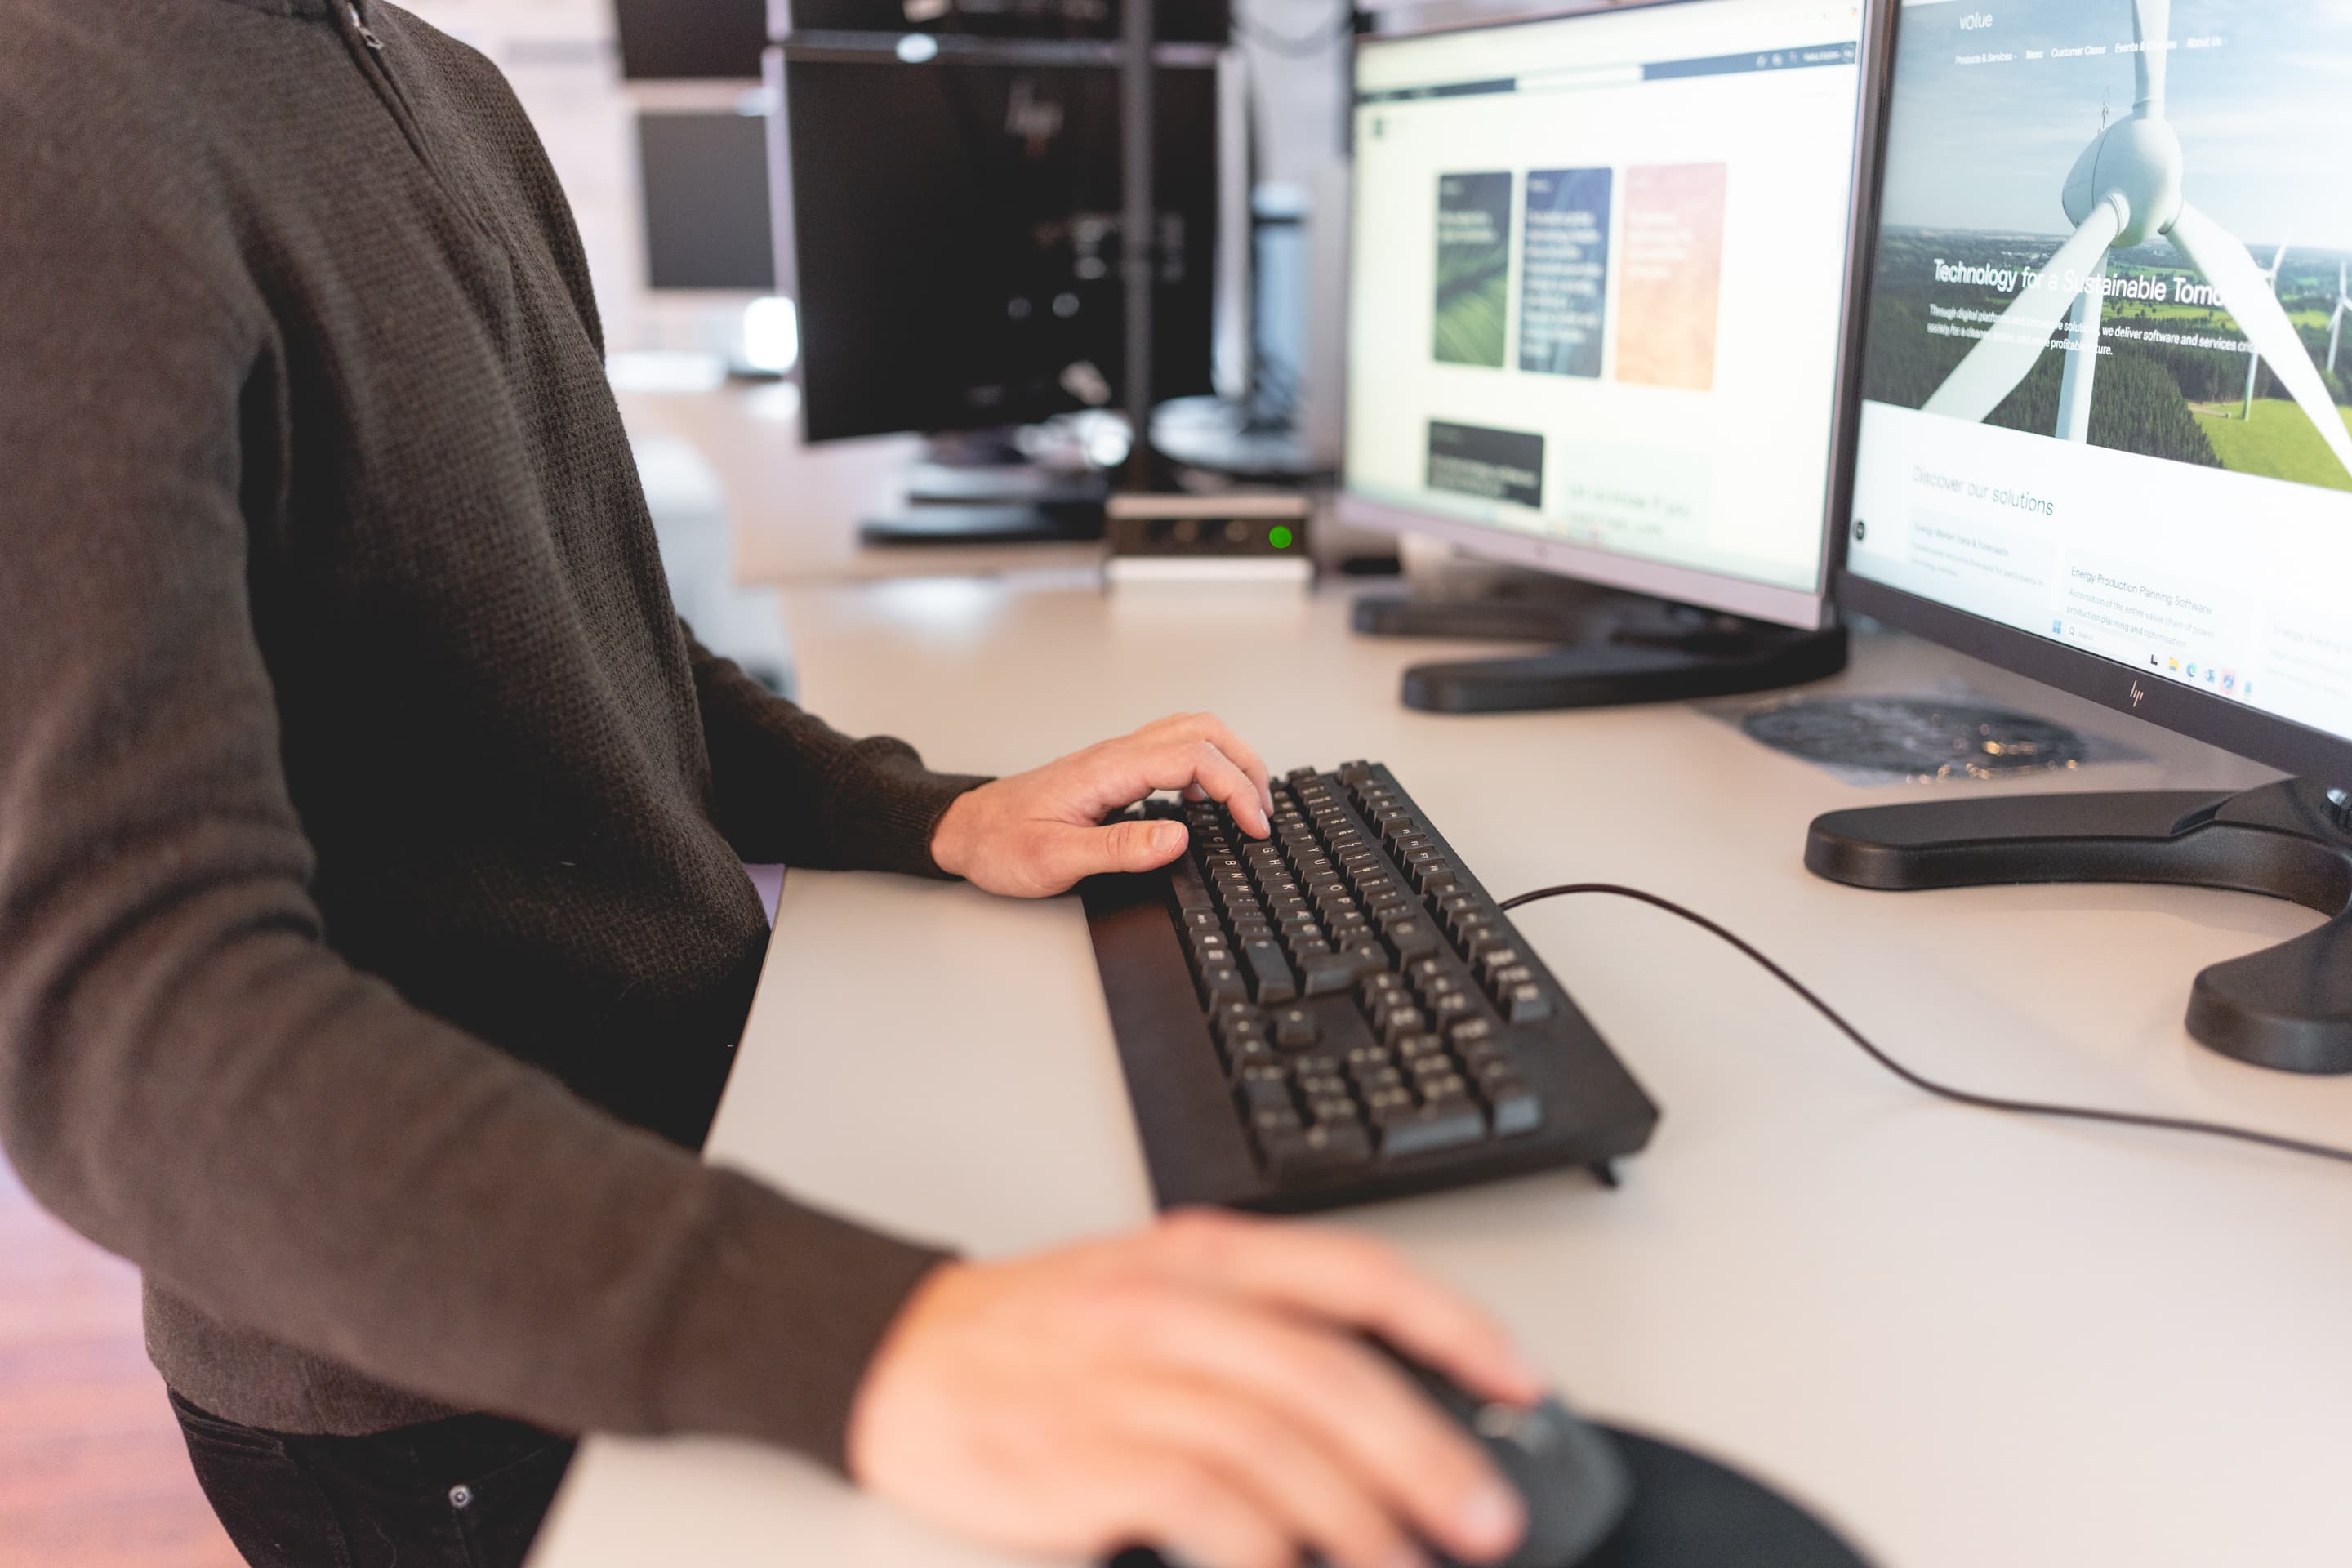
[1354, 592, 1848, 713]
[858, 503, 1106, 547]
[1806, 779, 2352, 1074]
[862, 444, 1111, 547]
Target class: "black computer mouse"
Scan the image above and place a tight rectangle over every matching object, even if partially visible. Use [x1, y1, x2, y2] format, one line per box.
[1364, 1340, 1634, 1568]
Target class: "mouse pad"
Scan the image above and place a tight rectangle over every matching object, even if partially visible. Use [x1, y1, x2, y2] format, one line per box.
[1580, 1424, 1873, 1568]
[1107, 1423, 1873, 1568]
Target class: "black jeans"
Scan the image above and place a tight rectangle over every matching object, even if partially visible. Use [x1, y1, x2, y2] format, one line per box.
[172, 1391, 577, 1568]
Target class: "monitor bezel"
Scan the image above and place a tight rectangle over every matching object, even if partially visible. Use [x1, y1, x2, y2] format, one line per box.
[1831, 0, 2352, 791]
[1335, 0, 1890, 634]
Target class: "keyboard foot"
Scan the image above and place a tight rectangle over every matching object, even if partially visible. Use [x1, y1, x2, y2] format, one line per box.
[1588, 1160, 1621, 1190]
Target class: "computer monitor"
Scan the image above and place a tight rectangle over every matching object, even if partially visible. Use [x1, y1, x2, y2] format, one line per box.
[1339, 0, 1876, 710]
[1811, 0, 2352, 1076]
[617, 0, 767, 80]
[770, 42, 1222, 444]
[780, 0, 1231, 45]
[637, 110, 778, 292]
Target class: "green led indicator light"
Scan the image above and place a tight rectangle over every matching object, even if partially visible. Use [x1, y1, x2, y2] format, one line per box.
[1268, 525, 1295, 550]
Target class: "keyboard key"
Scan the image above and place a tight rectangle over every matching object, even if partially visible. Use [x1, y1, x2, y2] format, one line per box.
[1252, 1106, 1304, 1141]
[1272, 1006, 1319, 1049]
[1263, 1120, 1374, 1178]
[1380, 918, 1441, 964]
[1417, 1072, 1470, 1105]
[1171, 859, 1214, 911]
[1237, 1077, 1294, 1116]
[1298, 949, 1373, 996]
[1487, 964, 1535, 992]
[1393, 1031, 1447, 1065]
[1199, 964, 1247, 1008]
[1474, 947, 1524, 985]
[1446, 1016, 1497, 1049]
[1499, 982, 1552, 1022]
[1242, 942, 1298, 1004]
[1378, 1101, 1488, 1160]
[1431, 991, 1477, 1027]
[1227, 1037, 1280, 1075]
[1481, 1076, 1544, 1138]
[1303, 1095, 1360, 1128]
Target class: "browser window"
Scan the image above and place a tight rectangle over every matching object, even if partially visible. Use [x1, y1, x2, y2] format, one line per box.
[1345, 0, 1868, 595]
[1846, 0, 2352, 739]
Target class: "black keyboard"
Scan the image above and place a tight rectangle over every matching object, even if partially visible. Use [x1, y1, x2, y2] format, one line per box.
[1082, 761, 1659, 1212]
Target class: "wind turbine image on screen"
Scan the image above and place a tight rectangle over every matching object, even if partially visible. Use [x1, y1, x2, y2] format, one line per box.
[1920, 0, 2352, 482]
[2332, 263, 2351, 376]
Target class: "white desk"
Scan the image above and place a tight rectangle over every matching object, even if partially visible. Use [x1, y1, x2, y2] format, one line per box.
[532, 580, 2352, 1568]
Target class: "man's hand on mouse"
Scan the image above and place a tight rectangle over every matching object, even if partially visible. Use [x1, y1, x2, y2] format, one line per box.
[848, 1207, 1542, 1568]
[930, 712, 1276, 898]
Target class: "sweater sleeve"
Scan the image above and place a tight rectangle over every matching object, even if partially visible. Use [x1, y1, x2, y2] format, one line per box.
[686, 635, 992, 875]
[0, 132, 946, 1470]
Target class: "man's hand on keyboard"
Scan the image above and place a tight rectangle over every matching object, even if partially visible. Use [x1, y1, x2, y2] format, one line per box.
[931, 712, 1276, 898]
[846, 1207, 1539, 1568]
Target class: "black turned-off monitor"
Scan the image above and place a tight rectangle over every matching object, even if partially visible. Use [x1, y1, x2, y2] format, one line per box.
[1338, 0, 1876, 712]
[1814, 0, 2352, 1073]
[616, 0, 767, 78]
[636, 110, 777, 292]
[769, 42, 1221, 446]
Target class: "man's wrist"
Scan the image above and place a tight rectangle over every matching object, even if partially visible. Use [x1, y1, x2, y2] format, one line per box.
[929, 787, 982, 880]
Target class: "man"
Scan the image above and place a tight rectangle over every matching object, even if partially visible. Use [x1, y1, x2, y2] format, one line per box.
[0, 4, 1542, 1566]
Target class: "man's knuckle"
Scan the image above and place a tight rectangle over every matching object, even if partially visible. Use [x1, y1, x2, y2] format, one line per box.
[1223, 1407, 1296, 1474]
[1297, 1339, 1369, 1406]
[1147, 1457, 1224, 1521]
[1337, 1234, 1410, 1293]
[1156, 1206, 1243, 1263]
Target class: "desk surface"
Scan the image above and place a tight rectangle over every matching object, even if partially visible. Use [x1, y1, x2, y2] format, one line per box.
[532, 580, 2352, 1568]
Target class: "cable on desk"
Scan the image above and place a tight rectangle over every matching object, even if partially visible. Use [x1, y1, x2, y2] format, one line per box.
[1500, 882, 2352, 1171]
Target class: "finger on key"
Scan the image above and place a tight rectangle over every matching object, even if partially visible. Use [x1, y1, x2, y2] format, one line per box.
[1186, 715, 1275, 817]
[1130, 738, 1269, 837]
[1139, 712, 1276, 818]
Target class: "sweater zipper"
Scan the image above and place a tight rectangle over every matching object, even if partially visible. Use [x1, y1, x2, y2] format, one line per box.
[345, 2, 385, 52]
[333, 1, 502, 249]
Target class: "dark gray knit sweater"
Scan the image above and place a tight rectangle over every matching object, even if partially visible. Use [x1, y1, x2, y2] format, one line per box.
[0, 0, 985, 1466]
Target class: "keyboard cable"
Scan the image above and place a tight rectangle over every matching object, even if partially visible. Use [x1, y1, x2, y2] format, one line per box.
[1499, 882, 2352, 1170]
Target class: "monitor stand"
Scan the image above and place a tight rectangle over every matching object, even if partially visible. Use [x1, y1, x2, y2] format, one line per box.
[1806, 780, 2352, 1074]
[858, 432, 1111, 547]
[1354, 589, 1848, 713]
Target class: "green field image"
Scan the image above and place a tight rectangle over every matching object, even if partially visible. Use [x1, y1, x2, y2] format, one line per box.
[1432, 172, 1512, 368]
[1864, 229, 2352, 490]
[2195, 399, 2352, 494]
[1433, 244, 1509, 367]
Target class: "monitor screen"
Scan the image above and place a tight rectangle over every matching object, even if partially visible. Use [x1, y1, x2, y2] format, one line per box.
[782, 0, 1231, 45]
[781, 54, 1218, 443]
[1343, 0, 1869, 623]
[1846, 0, 2352, 754]
[616, 0, 766, 80]
[639, 111, 778, 292]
